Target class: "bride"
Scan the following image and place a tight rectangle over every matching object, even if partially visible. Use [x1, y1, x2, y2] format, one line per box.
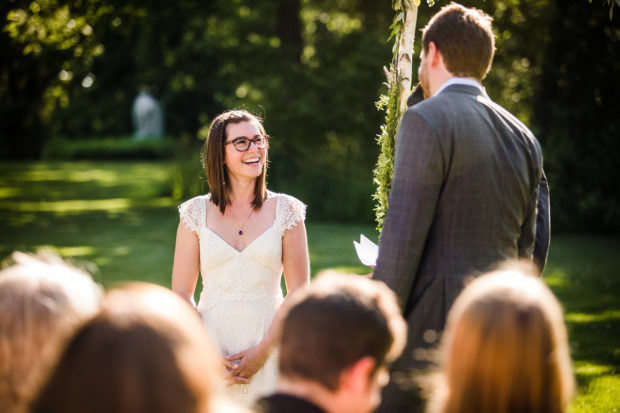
[171, 110, 309, 407]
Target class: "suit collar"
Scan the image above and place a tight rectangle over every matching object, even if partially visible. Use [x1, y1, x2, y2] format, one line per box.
[435, 77, 482, 95]
[439, 83, 488, 98]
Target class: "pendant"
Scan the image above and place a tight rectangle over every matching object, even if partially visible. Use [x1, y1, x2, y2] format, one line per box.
[238, 230, 243, 235]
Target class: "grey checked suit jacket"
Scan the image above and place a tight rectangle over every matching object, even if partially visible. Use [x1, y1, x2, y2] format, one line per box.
[373, 84, 545, 370]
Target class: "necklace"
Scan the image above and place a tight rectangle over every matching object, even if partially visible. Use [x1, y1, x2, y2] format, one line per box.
[236, 207, 254, 236]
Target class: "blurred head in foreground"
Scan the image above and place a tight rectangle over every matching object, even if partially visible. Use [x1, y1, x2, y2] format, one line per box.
[31, 282, 242, 413]
[0, 251, 102, 413]
[427, 263, 574, 413]
[261, 271, 406, 413]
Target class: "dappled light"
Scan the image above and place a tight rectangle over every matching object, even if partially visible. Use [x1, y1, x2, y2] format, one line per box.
[0, 162, 177, 287]
[1, 160, 618, 412]
[566, 310, 620, 324]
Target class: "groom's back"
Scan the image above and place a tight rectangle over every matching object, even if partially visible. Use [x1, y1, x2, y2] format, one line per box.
[410, 84, 543, 308]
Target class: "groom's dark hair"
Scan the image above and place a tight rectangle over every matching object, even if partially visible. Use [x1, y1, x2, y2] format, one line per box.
[422, 3, 495, 81]
[278, 272, 406, 391]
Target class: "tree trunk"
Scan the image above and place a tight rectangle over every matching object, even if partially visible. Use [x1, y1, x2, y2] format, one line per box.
[397, 6, 419, 112]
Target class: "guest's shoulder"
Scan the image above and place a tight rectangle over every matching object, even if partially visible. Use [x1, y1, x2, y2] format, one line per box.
[256, 393, 326, 413]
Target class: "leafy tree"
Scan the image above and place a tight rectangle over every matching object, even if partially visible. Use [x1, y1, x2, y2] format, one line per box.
[1, 0, 111, 157]
[533, 0, 620, 233]
[1, 0, 618, 229]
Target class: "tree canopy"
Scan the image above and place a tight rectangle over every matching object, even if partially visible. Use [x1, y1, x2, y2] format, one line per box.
[1, 0, 618, 231]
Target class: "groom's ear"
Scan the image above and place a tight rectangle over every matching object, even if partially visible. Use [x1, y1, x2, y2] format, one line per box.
[427, 41, 446, 69]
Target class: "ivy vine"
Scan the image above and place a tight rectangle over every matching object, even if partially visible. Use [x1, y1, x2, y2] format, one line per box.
[372, 0, 434, 231]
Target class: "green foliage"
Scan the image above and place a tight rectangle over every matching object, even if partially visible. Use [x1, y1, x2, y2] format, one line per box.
[0, 0, 114, 157]
[590, 0, 620, 19]
[533, 1, 620, 233]
[41, 137, 179, 160]
[168, 142, 205, 201]
[372, 66, 401, 230]
[268, 145, 375, 223]
[372, 0, 425, 231]
[1, 0, 618, 230]
[162, 141, 376, 222]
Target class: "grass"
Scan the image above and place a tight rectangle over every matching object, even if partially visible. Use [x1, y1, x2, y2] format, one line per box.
[0, 161, 618, 411]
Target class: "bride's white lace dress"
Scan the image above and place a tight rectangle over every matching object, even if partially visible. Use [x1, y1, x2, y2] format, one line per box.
[179, 192, 306, 407]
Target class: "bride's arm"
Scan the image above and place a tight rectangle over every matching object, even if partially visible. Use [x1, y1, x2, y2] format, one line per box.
[171, 222, 200, 306]
[225, 221, 309, 382]
[282, 220, 311, 294]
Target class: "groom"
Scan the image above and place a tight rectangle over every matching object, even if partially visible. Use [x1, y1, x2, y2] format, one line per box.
[373, 4, 548, 413]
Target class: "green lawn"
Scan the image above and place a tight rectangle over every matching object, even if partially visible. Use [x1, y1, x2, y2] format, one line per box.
[0, 161, 618, 411]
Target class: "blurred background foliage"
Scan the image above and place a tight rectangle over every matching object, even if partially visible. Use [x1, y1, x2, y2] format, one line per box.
[1, 0, 619, 230]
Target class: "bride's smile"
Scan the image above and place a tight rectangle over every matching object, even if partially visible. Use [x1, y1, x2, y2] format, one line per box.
[224, 120, 267, 181]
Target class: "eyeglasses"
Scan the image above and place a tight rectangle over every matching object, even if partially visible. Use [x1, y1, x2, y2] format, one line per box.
[225, 135, 269, 152]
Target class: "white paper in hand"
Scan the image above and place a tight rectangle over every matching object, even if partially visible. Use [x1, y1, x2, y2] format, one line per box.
[353, 234, 378, 267]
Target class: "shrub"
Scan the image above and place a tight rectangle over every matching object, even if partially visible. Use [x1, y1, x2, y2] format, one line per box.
[41, 137, 179, 160]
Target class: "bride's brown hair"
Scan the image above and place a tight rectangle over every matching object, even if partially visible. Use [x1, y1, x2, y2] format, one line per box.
[203, 110, 268, 214]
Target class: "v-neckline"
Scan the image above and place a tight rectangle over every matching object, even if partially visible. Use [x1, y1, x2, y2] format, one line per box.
[202, 193, 280, 253]
[204, 224, 276, 254]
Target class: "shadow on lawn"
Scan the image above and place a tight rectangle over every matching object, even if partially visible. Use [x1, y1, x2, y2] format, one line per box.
[0, 161, 178, 287]
[544, 235, 620, 398]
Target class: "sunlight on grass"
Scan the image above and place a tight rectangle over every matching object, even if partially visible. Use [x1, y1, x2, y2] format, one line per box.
[1, 199, 132, 212]
[570, 373, 620, 413]
[574, 361, 615, 377]
[566, 310, 620, 323]
[319, 265, 369, 275]
[54, 245, 96, 257]
[112, 246, 130, 256]
[6, 164, 169, 184]
[0, 187, 21, 198]
[94, 256, 110, 266]
[543, 269, 570, 288]
[1, 161, 618, 413]
[9, 168, 115, 183]
[0, 197, 175, 213]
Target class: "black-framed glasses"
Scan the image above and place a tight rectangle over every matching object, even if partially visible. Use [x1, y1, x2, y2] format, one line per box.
[225, 135, 269, 152]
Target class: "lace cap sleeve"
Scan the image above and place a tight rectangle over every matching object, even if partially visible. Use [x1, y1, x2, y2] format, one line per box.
[276, 194, 306, 234]
[178, 196, 205, 236]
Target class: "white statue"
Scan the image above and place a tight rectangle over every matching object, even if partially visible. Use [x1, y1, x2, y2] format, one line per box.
[132, 91, 163, 139]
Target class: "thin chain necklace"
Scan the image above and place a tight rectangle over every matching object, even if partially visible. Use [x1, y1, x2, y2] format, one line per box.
[236, 206, 254, 236]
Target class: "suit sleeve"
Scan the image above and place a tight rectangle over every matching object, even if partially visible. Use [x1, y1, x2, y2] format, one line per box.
[532, 171, 550, 273]
[517, 170, 544, 266]
[373, 110, 443, 311]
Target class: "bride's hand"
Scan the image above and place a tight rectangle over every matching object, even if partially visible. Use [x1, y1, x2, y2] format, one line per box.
[225, 343, 270, 383]
[222, 358, 249, 386]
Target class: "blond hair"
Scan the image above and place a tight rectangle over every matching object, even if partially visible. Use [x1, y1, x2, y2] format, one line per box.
[0, 251, 102, 413]
[427, 263, 574, 413]
[32, 282, 241, 413]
